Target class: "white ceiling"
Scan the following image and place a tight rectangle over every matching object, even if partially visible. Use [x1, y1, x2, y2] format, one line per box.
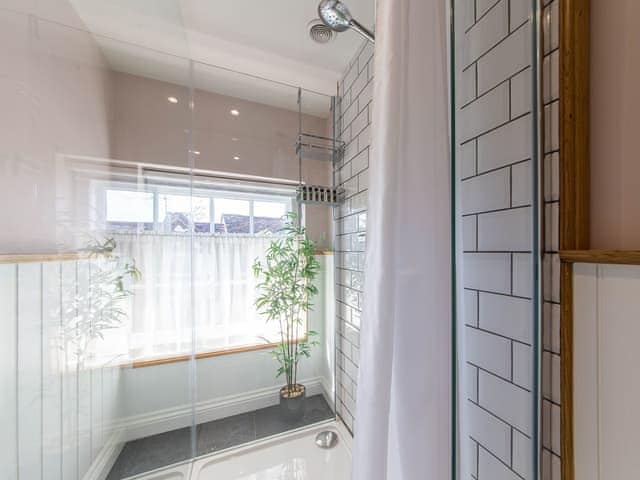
[68, 0, 375, 116]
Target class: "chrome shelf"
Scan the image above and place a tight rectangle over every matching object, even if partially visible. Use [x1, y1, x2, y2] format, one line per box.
[296, 133, 345, 162]
[296, 185, 344, 206]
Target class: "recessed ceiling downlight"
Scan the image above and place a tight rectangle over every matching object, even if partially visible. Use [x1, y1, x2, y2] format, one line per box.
[230, 109, 240, 116]
[167, 96, 178, 104]
[308, 19, 335, 44]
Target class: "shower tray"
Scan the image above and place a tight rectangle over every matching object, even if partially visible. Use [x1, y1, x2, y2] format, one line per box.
[123, 421, 352, 480]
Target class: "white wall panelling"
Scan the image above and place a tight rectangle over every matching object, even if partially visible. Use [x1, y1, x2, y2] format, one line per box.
[0, 259, 124, 480]
[0, 264, 18, 480]
[572, 263, 640, 480]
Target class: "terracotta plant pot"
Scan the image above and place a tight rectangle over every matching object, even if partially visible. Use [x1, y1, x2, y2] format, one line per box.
[279, 384, 306, 422]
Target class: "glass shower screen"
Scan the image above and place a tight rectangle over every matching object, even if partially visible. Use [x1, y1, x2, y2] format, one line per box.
[452, 0, 540, 479]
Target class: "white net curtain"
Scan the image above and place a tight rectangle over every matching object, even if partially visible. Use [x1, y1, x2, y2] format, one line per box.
[114, 233, 279, 361]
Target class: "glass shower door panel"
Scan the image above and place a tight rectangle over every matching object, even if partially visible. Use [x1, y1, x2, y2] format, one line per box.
[453, 1, 539, 479]
[0, 8, 197, 478]
[94, 43, 197, 479]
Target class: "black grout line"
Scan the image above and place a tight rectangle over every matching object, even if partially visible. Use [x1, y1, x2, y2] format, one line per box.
[462, 203, 533, 219]
[460, 63, 531, 110]
[463, 286, 533, 302]
[464, 250, 534, 255]
[542, 445, 562, 460]
[459, 110, 532, 146]
[465, 0, 506, 35]
[543, 397, 561, 409]
[465, 323, 533, 347]
[462, 19, 531, 72]
[467, 360, 533, 395]
[477, 441, 528, 480]
[469, 398, 532, 442]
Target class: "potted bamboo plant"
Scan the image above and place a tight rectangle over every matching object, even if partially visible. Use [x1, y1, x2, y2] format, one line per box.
[253, 212, 320, 421]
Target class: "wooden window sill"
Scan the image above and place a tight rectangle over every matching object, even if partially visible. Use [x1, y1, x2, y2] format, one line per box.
[129, 337, 308, 369]
[0, 252, 93, 264]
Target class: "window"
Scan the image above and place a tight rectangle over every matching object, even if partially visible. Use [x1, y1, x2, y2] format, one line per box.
[105, 190, 154, 231]
[103, 186, 293, 236]
[99, 182, 304, 363]
[158, 193, 211, 233]
[254, 201, 288, 233]
[213, 198, 250, 233]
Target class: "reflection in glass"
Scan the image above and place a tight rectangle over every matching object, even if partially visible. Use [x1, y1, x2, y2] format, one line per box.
[254, 201, 288, 233]
[158, 194, 211, 233]
[105, 190, 155, 231]
[213, 198, 251, 233]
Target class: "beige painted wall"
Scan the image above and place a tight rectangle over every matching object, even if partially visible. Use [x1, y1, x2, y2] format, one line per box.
[590, 0, 640, 249]
[111, 71, 334, 248]
[0, 8, 114, 254]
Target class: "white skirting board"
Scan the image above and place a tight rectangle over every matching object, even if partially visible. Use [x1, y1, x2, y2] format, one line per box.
[82, 430, 125, 480]
[117, 377, 332, 442]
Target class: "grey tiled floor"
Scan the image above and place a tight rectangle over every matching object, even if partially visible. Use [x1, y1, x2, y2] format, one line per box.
[107, 394, 334, 479]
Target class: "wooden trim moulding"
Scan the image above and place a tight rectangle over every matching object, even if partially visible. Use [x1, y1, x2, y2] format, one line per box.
[560, 0, 591, 252]
[559, 1, 591, 480]
[0, 252, 92, 264]
[560, 262, 575, 480]
[560, 250, 640, 265]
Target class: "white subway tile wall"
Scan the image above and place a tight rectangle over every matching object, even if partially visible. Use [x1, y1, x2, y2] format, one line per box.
[456, 1, 537, 479]
[334, 40, 374, 433]
[541, 0, 562, 478]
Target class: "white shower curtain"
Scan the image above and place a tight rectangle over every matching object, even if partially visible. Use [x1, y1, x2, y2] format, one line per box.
[352, 0, 452, 479]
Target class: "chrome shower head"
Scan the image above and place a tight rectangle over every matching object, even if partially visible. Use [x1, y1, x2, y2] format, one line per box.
[318, 0, 375, 43]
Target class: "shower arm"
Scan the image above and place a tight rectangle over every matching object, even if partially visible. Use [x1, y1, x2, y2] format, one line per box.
[349, 19, 375, 43]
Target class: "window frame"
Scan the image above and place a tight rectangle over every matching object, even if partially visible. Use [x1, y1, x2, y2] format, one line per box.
[98, 180, 296, 235]
[93, 179, 311, 367]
